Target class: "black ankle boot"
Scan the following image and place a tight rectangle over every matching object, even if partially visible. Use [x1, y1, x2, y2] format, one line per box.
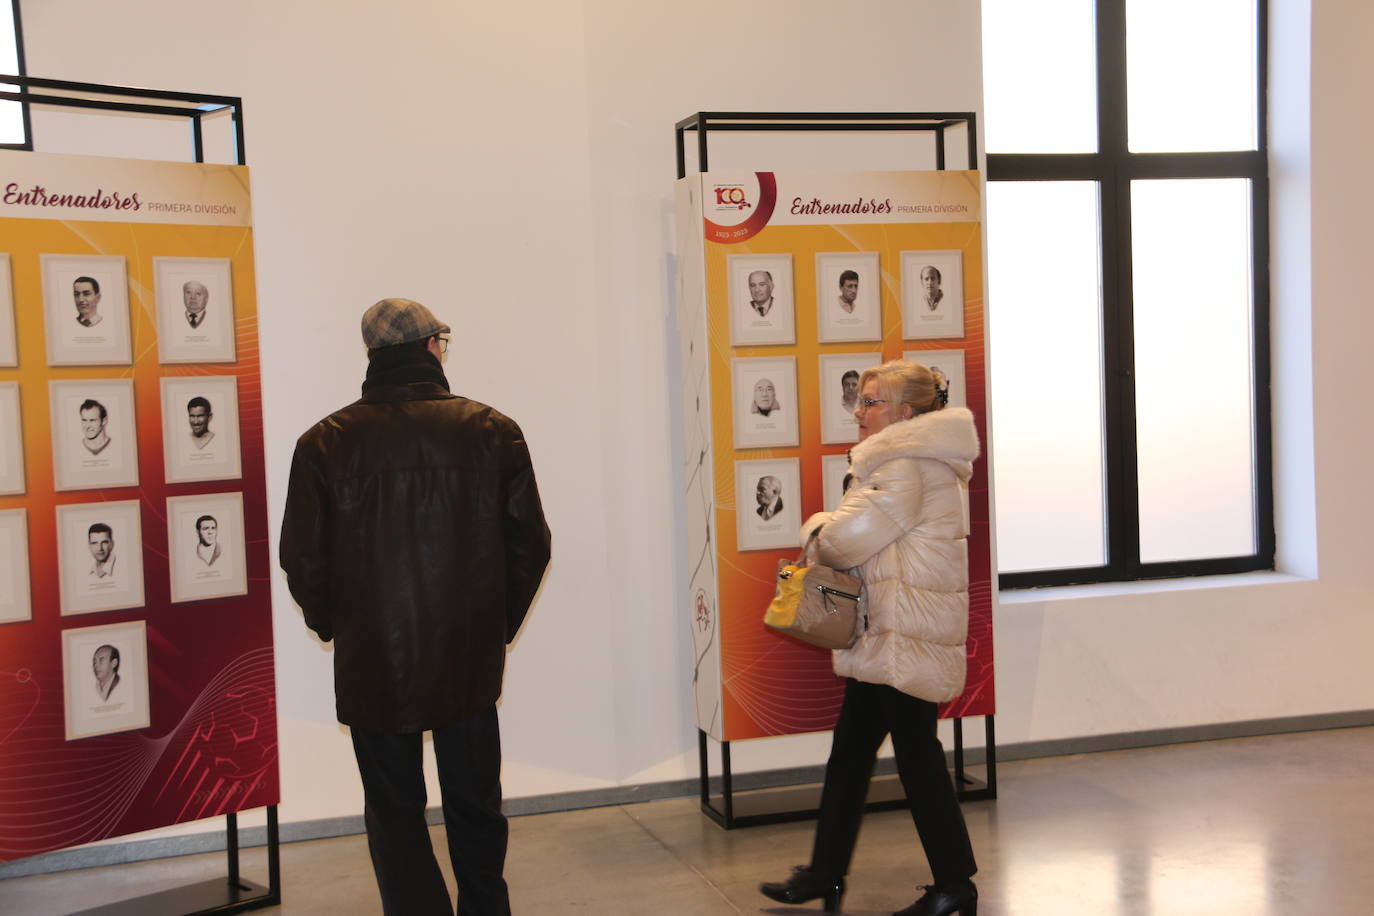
[759, 865, 845, 913]
[892, 879, 977, 916]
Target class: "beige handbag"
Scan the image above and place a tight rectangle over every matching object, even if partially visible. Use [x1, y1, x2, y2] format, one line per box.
[762, 537, 862, 650]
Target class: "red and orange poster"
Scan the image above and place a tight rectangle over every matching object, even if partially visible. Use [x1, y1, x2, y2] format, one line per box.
[0, 150, 278, 861]
[675, 171, 993, 742]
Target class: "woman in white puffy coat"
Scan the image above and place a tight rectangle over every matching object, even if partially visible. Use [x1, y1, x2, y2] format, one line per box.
[761, 360, 980, 916]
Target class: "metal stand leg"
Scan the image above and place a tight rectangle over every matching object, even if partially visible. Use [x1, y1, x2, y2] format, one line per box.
[698, 729, 710, 808]
[698, 730, 738, 828]
[698, 715, 998, 829]
[65, 805, 282, 915]
[984, 715, 998, 797]
[720, 740, 734, 826]
[952, 715, 997, 801]
[226, 812, 241, 891]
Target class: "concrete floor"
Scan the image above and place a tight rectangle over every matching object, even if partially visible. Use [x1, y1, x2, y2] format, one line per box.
[1, 726, 1370, 915]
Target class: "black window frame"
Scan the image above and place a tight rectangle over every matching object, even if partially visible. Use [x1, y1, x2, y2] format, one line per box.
[1, 0, 31, 151]
[990, 0, 1274, 589]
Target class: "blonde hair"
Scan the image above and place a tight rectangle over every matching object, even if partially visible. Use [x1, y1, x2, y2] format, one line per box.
[858, 359, 948, 421]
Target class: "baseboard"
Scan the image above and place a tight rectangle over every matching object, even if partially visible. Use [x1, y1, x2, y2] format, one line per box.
[3, 709, 1370, 880]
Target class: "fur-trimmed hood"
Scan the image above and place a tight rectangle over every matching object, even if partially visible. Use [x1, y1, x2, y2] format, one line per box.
[848, 407, 979, 481]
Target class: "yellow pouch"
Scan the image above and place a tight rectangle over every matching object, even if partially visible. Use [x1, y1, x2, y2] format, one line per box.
[763, 564, 809, 627]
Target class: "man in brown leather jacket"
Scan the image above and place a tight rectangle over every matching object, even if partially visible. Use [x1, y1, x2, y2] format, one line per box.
[280, 298, 551, 916]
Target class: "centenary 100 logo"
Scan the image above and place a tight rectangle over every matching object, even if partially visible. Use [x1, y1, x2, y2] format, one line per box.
[712, 185, 752, 210]
[705, 172, 777, 244]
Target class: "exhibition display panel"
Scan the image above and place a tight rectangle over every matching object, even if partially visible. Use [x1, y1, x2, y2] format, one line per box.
[675, 119, 996, 824]
[0, 143, 280, 889]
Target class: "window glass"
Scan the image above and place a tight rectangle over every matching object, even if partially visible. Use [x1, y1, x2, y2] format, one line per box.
[0, 1, 20, 145]
[988, 181, 1107, 572]
[1126, 0, 1258, 152]
[982, 0, 1098, 153]
[1131, 178, 1256, 562]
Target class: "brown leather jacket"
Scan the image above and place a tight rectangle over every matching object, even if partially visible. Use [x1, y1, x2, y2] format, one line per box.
[280, 379, 551, 732]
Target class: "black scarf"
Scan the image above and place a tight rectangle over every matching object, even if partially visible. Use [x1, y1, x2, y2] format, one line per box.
[361, 344, 451, 394]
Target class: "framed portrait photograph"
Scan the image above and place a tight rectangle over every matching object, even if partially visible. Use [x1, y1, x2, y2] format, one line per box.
[727, 253, 795, 346]
[56, 499, 146, 616]
[904, 348, 969, 409]
[49, 379, 140, 492]
[0, 382, 24, 496]
[61, 620, 151, 741]
[816, 251, 881, 343]
[166, 492, 248, 603]
[0, 253, 16, 367]
[154, 257, 236, 364]
[735, 458, 802, 552]
[732, 356, 799, 450]
[41, 254, 132, 366]
[0, 509, 32, 624]
[819, 352, 881, 445]
[822, 454, 851, 514]
[160, 376, 243, 484]
[900, 250, 965, 340]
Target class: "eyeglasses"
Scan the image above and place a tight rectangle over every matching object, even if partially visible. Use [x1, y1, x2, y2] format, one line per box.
[434, 334, 450, 355]
[856, 397, 888, 411]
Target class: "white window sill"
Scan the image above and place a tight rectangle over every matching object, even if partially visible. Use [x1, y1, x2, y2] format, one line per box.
[997, 569, 1312, 605]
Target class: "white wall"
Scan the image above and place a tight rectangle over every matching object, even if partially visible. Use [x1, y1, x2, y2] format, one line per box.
[994, 0, 1374, 746]
[15, 0, 1370, 845]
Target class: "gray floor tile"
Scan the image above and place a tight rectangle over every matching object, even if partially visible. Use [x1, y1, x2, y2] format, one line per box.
[0, 727, 1370, 914]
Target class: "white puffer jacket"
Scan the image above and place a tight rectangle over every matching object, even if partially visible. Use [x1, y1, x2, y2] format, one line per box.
[801, 407, 979, 702]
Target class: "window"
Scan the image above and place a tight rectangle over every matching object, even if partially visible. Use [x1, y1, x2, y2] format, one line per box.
[2, 0, 28, 148]
[982, 0, 1272, 587]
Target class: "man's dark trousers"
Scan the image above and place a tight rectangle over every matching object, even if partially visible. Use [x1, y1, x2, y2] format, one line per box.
[350, 705, 509, 916]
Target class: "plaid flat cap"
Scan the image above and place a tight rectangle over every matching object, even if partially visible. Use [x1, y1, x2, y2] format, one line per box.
[361, 298, 451, 348]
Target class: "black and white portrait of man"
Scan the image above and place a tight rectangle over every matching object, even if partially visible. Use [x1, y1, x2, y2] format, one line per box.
[751, 378, 781, 417]
[195, 514, 222, 567]
[183, 280, 210, 329]
[73, 276, 103, 328]
[92, 644, 121, 701]
[187, 396, 215, 450]
[755, 476, 784, 521]
[78, 399, 111, 456]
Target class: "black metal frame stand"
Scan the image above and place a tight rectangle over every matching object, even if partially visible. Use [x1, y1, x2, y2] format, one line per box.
[674, 110, 978, 178]
[697, 717, 995, 829]
[67, 808, 281, 916]
[0, 74, 279, 912]
[676, 111, 995, 829]
[0, 73, 246, 163]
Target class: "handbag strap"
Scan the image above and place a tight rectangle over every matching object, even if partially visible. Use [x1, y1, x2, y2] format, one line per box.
[794, 527, 821, 567]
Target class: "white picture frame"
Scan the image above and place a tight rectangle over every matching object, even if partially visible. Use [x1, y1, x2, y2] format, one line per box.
[49, 379, 140, 492]
[0, 382, 24, 496]
[57, 499, 146, 616]
[735, 457, 802, 552]
[819, 352, 882, 445]
[0, 509, 32, 624]
[41, 254, 132, 366]
[816, 251, 881, 343]
[0, 253, 16, 367]
[904, 348, 969, 409]
[727, 253, 795, 346]
[61, 620, 151, 741]
[900, 249, 965, 340]
[731, 356, 799, 449]
[154, 257, 237, 364]
[160, 376, 243, 484]
[821, 454, 851, 514]
[166, 492, 248, 604]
